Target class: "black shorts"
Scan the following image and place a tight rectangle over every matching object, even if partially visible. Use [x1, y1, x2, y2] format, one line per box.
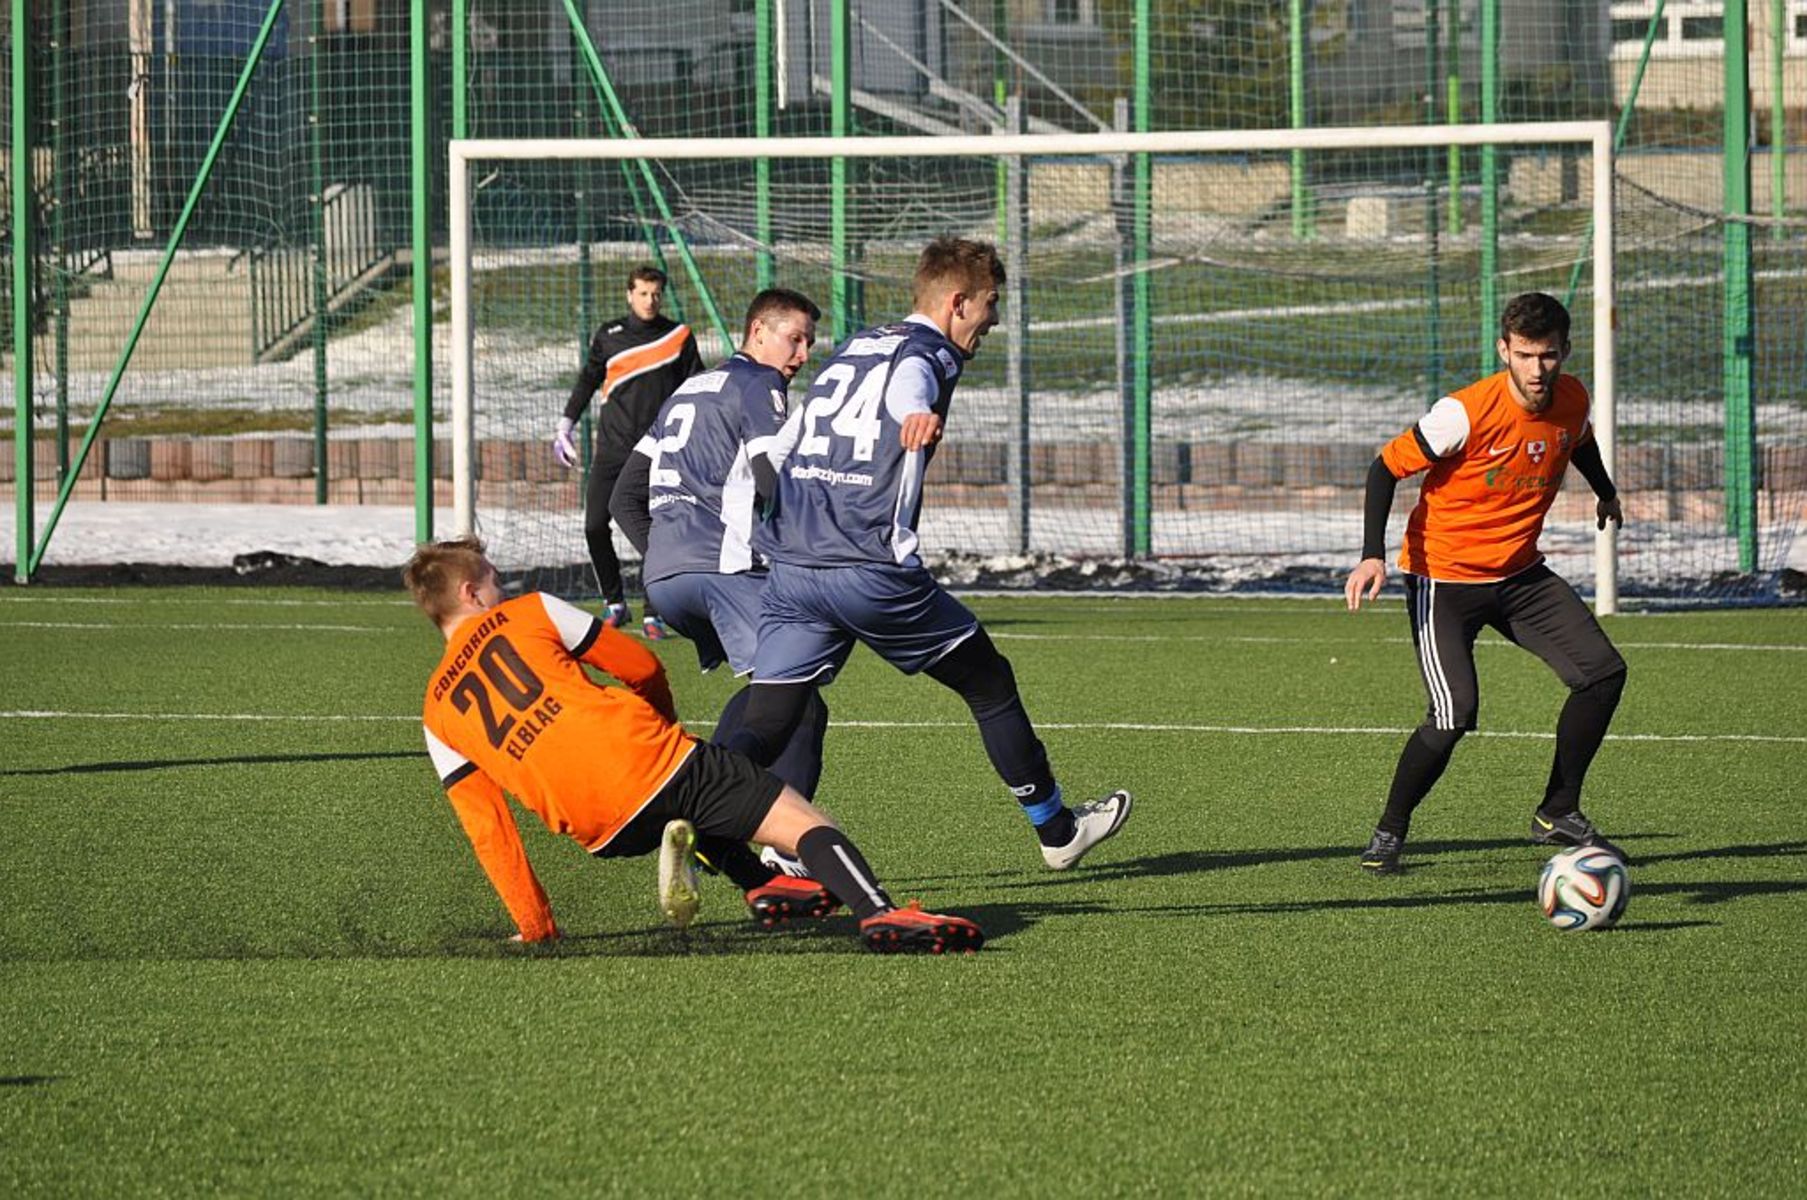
[1404, 563, 1626, 732]
[591, 742, 785, 859]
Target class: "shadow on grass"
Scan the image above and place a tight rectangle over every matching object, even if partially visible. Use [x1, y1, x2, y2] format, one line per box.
[1, 750, 418, 777]
[0, 1075, 58, 1087]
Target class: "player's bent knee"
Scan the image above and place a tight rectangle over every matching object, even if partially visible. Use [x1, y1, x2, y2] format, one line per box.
[1416, 724, 1468, 754]
[1576, 664, 1627, 702]
[751, 786, 835, 855]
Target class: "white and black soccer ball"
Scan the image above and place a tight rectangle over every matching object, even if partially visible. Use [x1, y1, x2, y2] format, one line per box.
[1537, 846, 1629, 931]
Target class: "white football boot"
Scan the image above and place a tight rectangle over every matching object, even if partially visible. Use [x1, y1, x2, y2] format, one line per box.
[1041, 789, 1133, 870]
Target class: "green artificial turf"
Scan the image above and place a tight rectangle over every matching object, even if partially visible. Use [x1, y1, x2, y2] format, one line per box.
[1, 588, 1802, 1196]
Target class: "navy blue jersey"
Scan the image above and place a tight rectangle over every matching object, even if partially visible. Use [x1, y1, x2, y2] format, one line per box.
[756, 317, 964, 568]
[636, 354, 791, 583]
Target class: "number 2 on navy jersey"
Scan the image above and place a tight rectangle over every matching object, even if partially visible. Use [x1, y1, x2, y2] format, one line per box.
[648, 402, 696, 489]
[798, 362, 886, 462]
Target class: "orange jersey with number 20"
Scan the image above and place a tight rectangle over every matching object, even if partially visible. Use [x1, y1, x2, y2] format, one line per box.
[420, 592, 694, 939]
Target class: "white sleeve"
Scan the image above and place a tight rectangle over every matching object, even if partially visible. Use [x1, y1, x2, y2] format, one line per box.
[423, 725, 472, 785]
[537, 592, 601, 653]
[883, 356, 939, 423]
[630, 432, 656, 460]
[766, 404, 807, 468]
[1416, 396, 1471, 458]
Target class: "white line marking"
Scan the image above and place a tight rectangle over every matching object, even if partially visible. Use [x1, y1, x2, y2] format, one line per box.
[0, 621, 392, 633]
[989, 633, 1807, 652]
[0, 595, 411, 608]
[1, 711, 1800, 744]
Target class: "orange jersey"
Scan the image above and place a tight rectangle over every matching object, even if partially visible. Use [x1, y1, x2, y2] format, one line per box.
[1380, 370, 1593, 582]
[420, 592, 695, 939]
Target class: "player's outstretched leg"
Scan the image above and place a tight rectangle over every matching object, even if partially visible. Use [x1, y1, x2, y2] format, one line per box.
[754, 787, 983, 954]
[694, 830, 840, 928]
[925, 630, 1131, 870]
[1361, 724, 1465, 874]
[1531, 669, 1627, 860]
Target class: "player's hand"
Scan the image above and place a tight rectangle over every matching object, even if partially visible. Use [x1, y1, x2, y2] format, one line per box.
[1596, 495, 1623, 530]
[552, 417, 580, 469]
[898, 412, 943, 452]
[1345, 558, 1386, 611]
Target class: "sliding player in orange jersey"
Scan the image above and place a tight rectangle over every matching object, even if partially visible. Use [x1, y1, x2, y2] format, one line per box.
[403, 537, 982, 954]
[1345, 292, 1628, 874]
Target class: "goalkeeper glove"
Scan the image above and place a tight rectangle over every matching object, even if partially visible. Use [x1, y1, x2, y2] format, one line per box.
[552, 417, 580, 469]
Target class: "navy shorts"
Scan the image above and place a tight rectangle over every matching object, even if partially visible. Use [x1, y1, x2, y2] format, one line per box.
[646, 570, 766, 676]
[751, 560, 980, 684]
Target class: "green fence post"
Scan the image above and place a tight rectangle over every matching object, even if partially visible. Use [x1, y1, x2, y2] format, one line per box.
[1131, 0, 1152, 557]
[1478, 0, 1499, 374]
[1425, 0, 1443, 396]
[1289, 0, 1311, 240]
[1566, 2, 1663, 311]
[1447, 2, 1462, 237]
[311, 1, 329, 504]
[52, 0, 70, 486]
[755, 0, 774, 290]
[411, 0, 433, 543]
[831, 0, 854, 339]
[13, 0, 33, 581]
[1724, 0, 1758, 568]
[1772, 0, 1786, 240]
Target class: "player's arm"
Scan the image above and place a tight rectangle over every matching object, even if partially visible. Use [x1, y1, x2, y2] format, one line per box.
[744, 380, 788, 513]
[425, 729, 558, 941]
[610, 437, 655, 555]
[1347, 397, 1469, 611]
[1569, 435, 1623, 530]
[886, 355, 942, 451]
[537, 593, 680, 723]
[564, 328, 609, 422]
[678, 326, 705, 379]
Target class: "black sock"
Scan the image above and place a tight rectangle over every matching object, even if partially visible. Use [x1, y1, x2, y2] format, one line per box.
[796, 825, 892, 922]
[694, 834, 777, 891]
[1036, 808, 1076, 847]
[1377, 726, 1465, 838]
[1540, 671, 1626, 817]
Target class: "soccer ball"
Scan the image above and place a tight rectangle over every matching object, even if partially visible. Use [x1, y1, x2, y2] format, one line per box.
[1537, 846, 1629, 931]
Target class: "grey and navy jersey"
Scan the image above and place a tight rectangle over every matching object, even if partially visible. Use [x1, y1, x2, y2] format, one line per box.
[756, 317, 964, 568]
[634, 353, 791, 584]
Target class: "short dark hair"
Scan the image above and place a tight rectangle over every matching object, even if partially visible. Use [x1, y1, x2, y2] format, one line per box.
[913, 237, 1005, 310]
[1499, 292, 1570, 344]
[627, 265, 668, 290]
[743, 287, 821, 340]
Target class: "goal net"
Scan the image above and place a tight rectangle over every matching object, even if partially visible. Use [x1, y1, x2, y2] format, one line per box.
[448, 125, 1657, 606]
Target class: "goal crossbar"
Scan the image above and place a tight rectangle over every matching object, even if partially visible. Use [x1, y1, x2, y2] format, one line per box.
[448, 121, 1616, 607]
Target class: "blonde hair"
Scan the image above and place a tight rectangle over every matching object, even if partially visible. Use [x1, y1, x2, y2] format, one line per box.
[912, 237, 1004, 312]
[402, 536, 490, 627]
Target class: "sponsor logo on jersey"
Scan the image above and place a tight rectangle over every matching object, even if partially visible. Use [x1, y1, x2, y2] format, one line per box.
[935, 348, 959, 377]
[1558, 430, 1572, 454]
[789, 463, 875, 487]
[843, 334, 906, 358]
[769, 388, 786, 417]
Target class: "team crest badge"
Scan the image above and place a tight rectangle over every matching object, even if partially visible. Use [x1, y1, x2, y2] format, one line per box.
[1527, 439, 1548, 464]
[769, 388, 786, 417]
[936, 348, 959, 377]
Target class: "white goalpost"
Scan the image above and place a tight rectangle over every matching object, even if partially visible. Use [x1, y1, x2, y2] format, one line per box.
[448, 122, 1616, 608]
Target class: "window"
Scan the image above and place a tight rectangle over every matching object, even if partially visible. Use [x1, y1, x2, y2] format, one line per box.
[1390, 0, 1480, 51]
[1043, 0, 1097, 28]
[1611, 2, 1725, 60]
